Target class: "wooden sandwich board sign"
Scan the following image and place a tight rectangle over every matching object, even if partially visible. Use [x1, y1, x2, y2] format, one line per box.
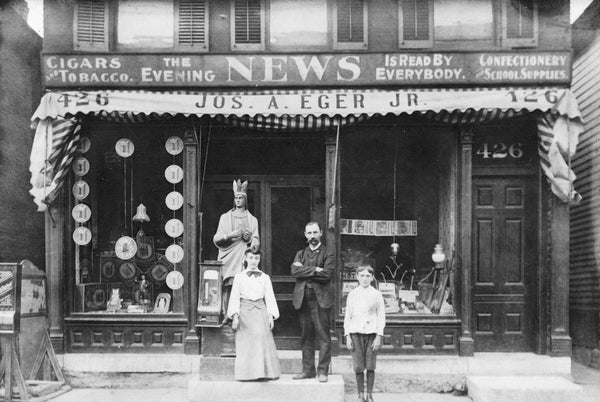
[0, 261, 70, 401]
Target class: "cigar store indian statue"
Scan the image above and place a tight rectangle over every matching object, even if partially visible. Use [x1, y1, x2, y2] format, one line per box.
[213, 180, 260, 320]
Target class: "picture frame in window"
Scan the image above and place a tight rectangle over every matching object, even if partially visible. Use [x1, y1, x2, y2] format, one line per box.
[153, 293, 172, 314]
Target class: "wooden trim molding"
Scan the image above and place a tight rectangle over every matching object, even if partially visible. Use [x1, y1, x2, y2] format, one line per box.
[183, 129, 199, 354]
[458, 128, 474, 356]
[549, 194, 572, 356]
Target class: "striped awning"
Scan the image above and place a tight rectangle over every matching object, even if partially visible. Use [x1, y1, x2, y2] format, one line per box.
[29, 87, 583, 210]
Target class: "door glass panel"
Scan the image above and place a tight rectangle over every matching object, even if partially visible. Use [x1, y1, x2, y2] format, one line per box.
[270, 186, 312, 346]
[270, 187, 312, 276]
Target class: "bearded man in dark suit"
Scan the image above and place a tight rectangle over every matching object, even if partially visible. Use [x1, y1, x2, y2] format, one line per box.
[291, 221, 335, 383]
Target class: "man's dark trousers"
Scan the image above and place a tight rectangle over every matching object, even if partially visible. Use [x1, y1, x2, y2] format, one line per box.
[299, 286, 331, 376]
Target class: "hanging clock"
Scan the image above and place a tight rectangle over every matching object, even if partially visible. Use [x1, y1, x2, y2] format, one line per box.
[73, 157, 90, 176]
[165, 219, 184, 238]
[72, 180, 90, 200]
[166, 270, 184, 290]
[78, 137, 91, 153]
[73, 227, 92, 245]
[72, 204, 91, 223]
[115, 236, 137, 260]
[165, 244, 184, 264]
[165, 191, 184, 211]
[165, 136, 184, 155]
[164, 165, 183, 184]
[115, 138, 135, 158]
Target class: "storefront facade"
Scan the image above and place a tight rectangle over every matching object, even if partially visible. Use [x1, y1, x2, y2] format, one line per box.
[35, 0, 580, 358]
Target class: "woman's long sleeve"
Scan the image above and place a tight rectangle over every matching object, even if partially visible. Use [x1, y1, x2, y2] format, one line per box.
[264, 276, 280, 320]
[227, 274, 241, 319]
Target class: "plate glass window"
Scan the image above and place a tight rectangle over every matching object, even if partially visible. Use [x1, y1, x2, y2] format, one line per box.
[118, 0, 175, 49]
[433, 0, 493, 41]
[269, 0, 328, 48]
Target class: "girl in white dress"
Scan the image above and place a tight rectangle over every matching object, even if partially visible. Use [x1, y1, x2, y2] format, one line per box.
[227, 249, 281, 381]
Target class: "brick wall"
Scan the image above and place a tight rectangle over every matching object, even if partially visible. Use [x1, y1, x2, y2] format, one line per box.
[0, 6, 44, 268]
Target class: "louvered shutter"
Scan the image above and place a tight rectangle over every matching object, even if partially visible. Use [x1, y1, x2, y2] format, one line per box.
[398, 0, 432, 48]
[503, 0, 538, 47]
[336, 0, 365, 44]
[74, 0, 109, 51]
[232, 0, 264, 50]
[177, 0, 208, 50]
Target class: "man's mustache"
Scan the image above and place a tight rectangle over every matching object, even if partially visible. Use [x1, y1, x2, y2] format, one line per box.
[307, 238, 319, 243]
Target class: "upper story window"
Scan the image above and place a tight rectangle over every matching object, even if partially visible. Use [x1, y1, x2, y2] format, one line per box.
[398, 0, 433, 48]
[269, 0, 328, 49]
[74, 0, 110, 51]
[231, 0, 367, 51]
[74, 0, 209, 52]
[434, 0, 493, 42]
[398, 0, 538, 49]
[232, 0, 265, 50]
[503, 0, 538, 47]
[334, 0, 368, 49]
[118, 0, 174, 49]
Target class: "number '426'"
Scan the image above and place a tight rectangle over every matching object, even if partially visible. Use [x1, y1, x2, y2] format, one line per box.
[476, 142, 524, 159]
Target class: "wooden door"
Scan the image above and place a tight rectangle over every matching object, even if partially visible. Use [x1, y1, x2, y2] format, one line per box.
[267, 182, 323, 349]
[472, 175, 537, 352]
[201, 178, 324, 350]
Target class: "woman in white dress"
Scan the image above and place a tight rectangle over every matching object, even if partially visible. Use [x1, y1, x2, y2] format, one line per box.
[227, 249, 281, 381]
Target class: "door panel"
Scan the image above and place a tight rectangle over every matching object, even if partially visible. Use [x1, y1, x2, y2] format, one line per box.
[472, 175, 537, 352]
[268, 185, 318, 349]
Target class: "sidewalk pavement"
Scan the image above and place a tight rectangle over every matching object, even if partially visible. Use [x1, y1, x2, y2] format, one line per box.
[50, 389, 469, 402]
[48, 361, 600, 402]
[571, 361, 600, 402]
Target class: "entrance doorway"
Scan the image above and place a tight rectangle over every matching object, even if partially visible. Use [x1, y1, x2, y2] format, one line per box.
[201, 177, 325, 349]
[472, 174, 538, 352]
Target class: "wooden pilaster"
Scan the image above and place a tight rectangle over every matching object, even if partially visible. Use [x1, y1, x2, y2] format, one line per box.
[183, 129, 199, 354]
[458, 128, 474, 356]
[46, 199, 65, 353]
[549, 195, 572, 356]
[325, 131, 340, 354]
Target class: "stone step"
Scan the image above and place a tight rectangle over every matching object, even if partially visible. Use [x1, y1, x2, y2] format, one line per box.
[188, 374, 345, 402]
[467, 376, 583, 402]
[199, 355, 302, 378]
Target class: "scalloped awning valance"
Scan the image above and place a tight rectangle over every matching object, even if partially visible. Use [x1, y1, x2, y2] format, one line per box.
[29, 87, 583, 211]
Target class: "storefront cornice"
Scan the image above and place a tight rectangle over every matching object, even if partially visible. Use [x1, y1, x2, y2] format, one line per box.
[41, 51, 572, 89]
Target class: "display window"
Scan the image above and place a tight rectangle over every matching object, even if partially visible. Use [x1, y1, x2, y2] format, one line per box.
[71, 124, 185, 315]
[340, 119, 457, 317]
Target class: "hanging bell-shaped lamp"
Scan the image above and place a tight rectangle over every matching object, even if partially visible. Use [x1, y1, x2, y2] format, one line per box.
[132, 203, 150, 222]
